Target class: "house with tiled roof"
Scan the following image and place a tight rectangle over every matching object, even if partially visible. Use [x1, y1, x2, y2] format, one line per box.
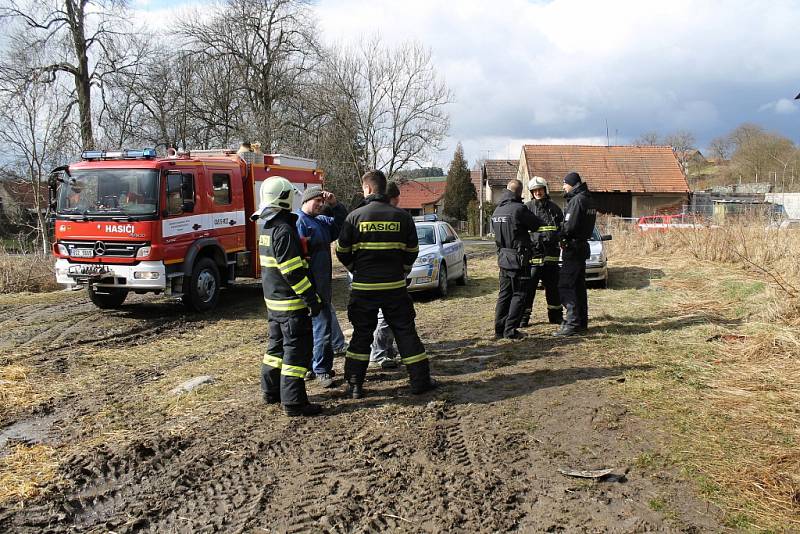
[518, 145, 690, 217]
[470, 159, 518, 205]
[396, 179, 447, 216]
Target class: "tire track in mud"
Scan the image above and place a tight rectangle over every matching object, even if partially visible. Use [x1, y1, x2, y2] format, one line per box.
[261, 426, 408, 534]
[407, 401, 526, 532]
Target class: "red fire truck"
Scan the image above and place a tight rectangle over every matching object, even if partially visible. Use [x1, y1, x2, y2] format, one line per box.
[49, 148, 323, 312]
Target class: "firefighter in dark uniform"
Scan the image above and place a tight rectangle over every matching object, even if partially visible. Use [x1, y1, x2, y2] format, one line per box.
[491, 179, 543, 339]
[554, 171, 597, 337]
[253, 177, 324, 417]
[520, 176, 564, 328]
[336, 170, 437, 399]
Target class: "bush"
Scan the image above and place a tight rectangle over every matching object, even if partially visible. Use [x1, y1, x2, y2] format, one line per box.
[0, 250, 59, 294]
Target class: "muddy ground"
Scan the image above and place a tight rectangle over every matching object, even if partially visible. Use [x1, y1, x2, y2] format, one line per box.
[0, 249, 726, 533]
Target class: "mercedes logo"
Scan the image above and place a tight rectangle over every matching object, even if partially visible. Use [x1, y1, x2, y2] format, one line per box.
[94, 241, 106, 256]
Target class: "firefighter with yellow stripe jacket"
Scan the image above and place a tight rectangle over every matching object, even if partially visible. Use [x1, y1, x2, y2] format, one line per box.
[521, 176, 564, 327]
[336, 170, 438, 399]
[253, 177, 323, 417]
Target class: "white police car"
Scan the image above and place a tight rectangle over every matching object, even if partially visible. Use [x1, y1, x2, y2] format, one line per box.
[407, 216, 467, 297]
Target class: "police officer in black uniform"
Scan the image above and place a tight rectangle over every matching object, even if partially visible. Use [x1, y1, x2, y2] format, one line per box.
[254, 177, 324, 417]
[521, 176, 564, 328]
[491, 179, 543, 339]
[554, 171, 596, 337]
[336, 170, 437, 399]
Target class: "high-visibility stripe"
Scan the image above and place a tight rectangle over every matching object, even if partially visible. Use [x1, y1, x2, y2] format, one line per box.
[406, 246, 419, 253]
[264, 297, 307, 311]
[547, 304, 562, 310]
[263, 354, 283, 368]
[260, 255, 278, 267]
[278, 256, 304, 274]
[281, 364, 307, 378]
[530, 258, 544, 265]
[401, 353, 428, 365]
[544, 256, 560, 262]
[336, 244, 351, 253]
[351, 242, 410, 251]
[351, 280, 406, 291]
[346, 351, 370, 361]
[537, 225, 558, 232]
[291, 276, 312, 294]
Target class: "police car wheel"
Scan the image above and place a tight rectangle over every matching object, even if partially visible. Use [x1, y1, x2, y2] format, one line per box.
[87, 285, 128, 309]
[435, 264, 448, 298]
[456, 259, 467, 286]
[184, 257, 220, 312]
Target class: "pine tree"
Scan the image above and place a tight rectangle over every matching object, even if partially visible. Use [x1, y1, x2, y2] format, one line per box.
[443, 143, 476, 221]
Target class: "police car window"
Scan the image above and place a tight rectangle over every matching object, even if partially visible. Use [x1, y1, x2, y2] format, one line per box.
[417, 226, 435, 245]
[445, 224, 457, 241]
[438, 225, 448, 243]
[212, 173, 231, 205]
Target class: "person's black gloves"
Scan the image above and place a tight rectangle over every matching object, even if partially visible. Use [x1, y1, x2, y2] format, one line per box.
[309, 299, 323, 317]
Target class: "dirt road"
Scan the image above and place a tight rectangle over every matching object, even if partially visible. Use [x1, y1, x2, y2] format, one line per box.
[0, 251, 724, 532]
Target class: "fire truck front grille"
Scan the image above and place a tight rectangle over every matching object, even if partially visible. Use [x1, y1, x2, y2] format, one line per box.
[61, 240, 148, 259]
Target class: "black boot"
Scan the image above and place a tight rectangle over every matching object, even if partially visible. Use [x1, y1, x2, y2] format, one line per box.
[346, 376, 364, 399]
[407, 359, 438, 394]
[263, 393, 280, 404]
[547, 309, 563, 325]
[283, 403, 323, 417]
[411, 378, 439, 395]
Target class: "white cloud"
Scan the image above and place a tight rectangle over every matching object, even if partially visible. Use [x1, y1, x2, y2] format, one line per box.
[128, 0, 800, 163]
[316, 0, 800, 161]
[759, 98, 798, 115]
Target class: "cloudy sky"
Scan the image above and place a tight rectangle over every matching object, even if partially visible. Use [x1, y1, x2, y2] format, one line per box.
[134, 0, 800, 167]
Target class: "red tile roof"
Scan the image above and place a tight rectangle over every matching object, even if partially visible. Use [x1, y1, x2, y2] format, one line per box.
[397, 180, 447, 209]
[485, 160, 519, 186]
[522, 145, 689, 193]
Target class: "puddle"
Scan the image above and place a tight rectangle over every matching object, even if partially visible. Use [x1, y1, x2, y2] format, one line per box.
[0, 413, 59, 451]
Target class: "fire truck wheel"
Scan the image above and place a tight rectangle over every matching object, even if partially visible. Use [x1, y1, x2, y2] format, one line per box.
[87, 286, 129, 309]
[184, 257, 220, 312]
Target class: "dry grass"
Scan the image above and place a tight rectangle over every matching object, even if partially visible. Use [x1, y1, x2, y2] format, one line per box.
[0, 444, 60, 504]
[596, 218, 800, 531]
[0, 365, 42, 419]
[0, 250, 59, 294]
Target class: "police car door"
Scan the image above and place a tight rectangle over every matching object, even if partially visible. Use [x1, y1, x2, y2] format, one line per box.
[443, 224, 463, 277]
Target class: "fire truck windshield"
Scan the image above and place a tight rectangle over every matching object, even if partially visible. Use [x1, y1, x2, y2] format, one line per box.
[57, 169, 159, 218]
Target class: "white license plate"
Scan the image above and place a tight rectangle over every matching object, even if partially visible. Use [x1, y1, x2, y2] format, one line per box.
[71, 248, 94, 258]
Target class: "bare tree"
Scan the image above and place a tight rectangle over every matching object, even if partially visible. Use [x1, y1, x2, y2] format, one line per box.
[708, 135, 733, 162]
[633, 131, 661, 146]
[321, 37, 451, 178]
[663, 130, 696, 168]
[1, 0, 145, 149]
[0, 44, 71, 253]
[179, 0, 320, 151]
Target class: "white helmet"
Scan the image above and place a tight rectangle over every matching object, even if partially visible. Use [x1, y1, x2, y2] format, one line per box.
[252, 176, 296, 220]
[528, 175, 549, 195]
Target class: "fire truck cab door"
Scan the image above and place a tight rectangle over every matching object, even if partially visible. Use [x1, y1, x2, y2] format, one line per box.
[162, 170, 205, 264]
[205, 167, 245, 254]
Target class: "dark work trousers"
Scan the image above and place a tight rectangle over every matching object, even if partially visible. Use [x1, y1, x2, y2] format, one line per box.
[559, 243, 589, 329]
[521, 262, 563, 326]
[494, 269, 530, 338]
[261, 314, 313, 407]
[345, 288, 430, 390]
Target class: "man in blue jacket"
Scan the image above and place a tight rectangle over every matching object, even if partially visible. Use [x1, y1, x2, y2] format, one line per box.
[296, 186, 348, 387]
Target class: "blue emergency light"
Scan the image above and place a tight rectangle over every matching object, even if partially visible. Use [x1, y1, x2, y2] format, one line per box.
[81, 148, 157, 160]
